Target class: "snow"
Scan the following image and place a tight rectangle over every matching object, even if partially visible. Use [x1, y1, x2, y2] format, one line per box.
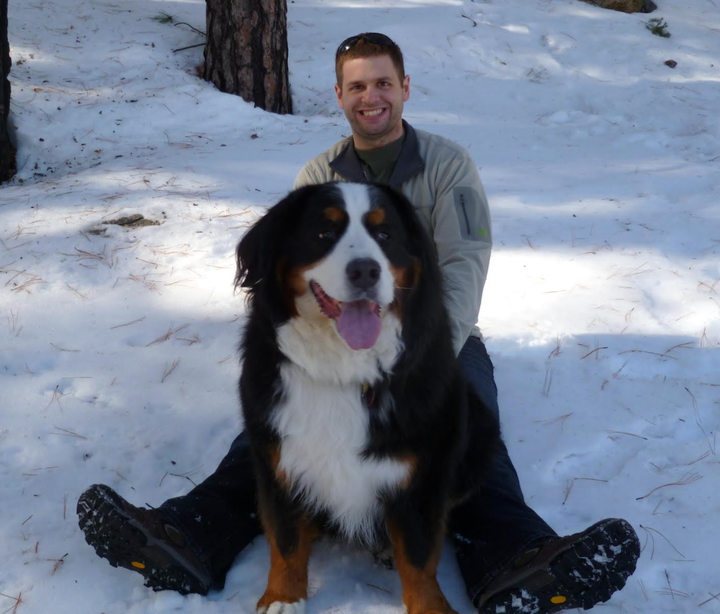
[2, 0, 719, 612]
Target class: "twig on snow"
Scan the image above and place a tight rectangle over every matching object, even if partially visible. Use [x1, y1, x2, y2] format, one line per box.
[563, 477, 607, 505]
[147, 322, 189, 347]
[663, 341, 694, 355]
[168, 464, 204, 486]
[636, 472, 702, 500]
[686, 386, 716, 454]
[685, 451, 711, 465]
[640, 525, 686, 559]
[66, 283, 88, 300]
[52, 426, 87, 439]
[699, 591, 720, 607]
[0, 591, 22, 614]
[49, 553, 68, 575]
[110, 316, 146, 330]
[174, 21, 205, 36]
[548, 336, 562, 359]
[607, 430, 648, 440]
[580, 346, 607, 360]
[536, 413, 573, 428]
[50, 343, 80, 353]
[366, 583, 392, 594]
[619, 349, 677, 360]
[656, 569, 689, 600]
[542, 367, 553, 397]
[45, 386, 65, 411]
[161, 358, 181, 382]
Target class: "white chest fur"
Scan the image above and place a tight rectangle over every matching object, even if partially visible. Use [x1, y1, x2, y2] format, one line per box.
[272, 362, 410, 545]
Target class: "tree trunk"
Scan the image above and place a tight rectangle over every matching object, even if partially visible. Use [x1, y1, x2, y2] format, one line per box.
[204, 0, 292, 115]
[0, 0, 14, 181]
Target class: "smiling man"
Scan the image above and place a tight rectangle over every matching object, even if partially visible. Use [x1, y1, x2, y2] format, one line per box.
[78, 33, 640, 614]
[336, 53, 409, 149]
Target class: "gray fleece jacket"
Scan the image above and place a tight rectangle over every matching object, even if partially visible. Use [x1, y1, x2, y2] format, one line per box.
[294, 121, 492, 356]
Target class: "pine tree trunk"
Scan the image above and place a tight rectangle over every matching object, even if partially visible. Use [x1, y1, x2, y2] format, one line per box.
[204, 0, 292, 115]
[0, 0, 14, 181]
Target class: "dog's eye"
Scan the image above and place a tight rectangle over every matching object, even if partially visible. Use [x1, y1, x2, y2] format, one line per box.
[375, 230, 390, 242]
[318, 229, 337, 241]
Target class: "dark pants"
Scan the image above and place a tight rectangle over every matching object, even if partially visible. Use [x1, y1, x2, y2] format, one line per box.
[161, 337, 557, 604]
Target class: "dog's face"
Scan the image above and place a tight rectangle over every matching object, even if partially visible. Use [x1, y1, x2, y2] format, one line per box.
[290, 182, 413, 350]
[237, 182, 433, 351]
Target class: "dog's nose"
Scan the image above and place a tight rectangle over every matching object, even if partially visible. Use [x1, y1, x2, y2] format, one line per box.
[346, 258, 381, 290]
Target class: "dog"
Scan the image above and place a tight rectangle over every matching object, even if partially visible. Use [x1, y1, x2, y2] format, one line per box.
[235, 182, 499, 614]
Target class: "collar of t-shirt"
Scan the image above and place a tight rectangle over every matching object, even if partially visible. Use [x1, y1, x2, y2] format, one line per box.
[354, 132, 406, 185]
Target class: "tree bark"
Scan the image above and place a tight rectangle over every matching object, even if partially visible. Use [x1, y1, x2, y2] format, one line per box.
[204, 0, 292, 115]
[0, 0, 14, 181]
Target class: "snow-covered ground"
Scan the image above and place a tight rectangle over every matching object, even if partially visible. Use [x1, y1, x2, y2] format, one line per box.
[2, 0, 719, 612]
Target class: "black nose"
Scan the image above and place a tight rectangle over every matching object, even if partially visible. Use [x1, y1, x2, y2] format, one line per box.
[346, 258, 381, 290]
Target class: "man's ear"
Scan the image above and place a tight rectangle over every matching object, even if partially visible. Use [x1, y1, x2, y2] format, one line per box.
[402, 74, 410, 103]
[334, 83, 343, 109]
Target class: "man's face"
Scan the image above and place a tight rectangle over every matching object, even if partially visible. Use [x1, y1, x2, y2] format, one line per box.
[335, 54, 410, 150]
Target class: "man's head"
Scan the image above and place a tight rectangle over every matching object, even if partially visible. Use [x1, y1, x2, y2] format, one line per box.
[334, 33, 410, 150]
[335, 33, 405, 85]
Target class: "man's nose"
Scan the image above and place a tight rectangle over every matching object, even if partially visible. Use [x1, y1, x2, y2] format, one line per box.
[362, 86, 380, 105]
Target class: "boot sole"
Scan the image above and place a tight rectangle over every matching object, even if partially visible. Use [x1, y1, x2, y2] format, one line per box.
[77, 484, 211, 595]
[477, 518, 640, 614]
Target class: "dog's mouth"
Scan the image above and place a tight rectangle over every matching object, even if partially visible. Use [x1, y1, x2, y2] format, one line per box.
[310, 280, 382, 350]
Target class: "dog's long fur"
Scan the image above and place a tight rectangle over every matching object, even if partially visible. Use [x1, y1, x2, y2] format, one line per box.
[235, 182, 499, 614]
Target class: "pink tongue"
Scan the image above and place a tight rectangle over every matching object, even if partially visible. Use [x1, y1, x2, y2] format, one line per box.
[336, 300, 382, 350]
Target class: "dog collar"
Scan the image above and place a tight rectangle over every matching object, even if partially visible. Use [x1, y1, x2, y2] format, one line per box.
[361, 382, 376, 409]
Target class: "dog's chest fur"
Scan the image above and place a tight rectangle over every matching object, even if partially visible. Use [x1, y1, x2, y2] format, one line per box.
[272, 316, 408, 544]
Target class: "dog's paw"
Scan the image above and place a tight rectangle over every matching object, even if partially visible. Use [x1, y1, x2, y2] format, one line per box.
[371, 545, 396, 570]
[368, 535, 395, 569]
[257, 599, 306, 614]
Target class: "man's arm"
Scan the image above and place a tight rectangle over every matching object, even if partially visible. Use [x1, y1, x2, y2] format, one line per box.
[430, 148, 492, 356]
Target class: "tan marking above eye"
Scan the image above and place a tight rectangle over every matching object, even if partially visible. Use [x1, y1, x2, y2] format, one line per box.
[324, 206, 345, 222]
[366, 208, 386, 226]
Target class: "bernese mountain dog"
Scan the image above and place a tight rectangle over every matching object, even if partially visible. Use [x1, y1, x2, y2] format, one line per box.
[235, 181, 499, 614]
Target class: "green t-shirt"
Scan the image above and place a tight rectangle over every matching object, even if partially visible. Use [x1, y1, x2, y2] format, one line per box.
[355, 133, 406, 185]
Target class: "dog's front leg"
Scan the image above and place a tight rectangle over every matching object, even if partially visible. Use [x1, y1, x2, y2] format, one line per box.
[257, 518, 316, 614]
[256, 477, 318, 614]
[385, 509, 457, 614]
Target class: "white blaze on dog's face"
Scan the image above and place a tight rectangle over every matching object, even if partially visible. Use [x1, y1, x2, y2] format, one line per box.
[291, 183, 410, 351]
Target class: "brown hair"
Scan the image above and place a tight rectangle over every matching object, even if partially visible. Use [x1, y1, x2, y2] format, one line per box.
[335, 34, 405, 86]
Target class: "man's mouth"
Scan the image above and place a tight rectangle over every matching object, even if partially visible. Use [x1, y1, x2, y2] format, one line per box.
[309, 280, 382, 350]
[359, 108, 386, 118]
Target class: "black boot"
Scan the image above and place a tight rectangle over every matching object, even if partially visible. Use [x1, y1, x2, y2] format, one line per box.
[77, 484, 214, 595]
[475, 518, 640, 614]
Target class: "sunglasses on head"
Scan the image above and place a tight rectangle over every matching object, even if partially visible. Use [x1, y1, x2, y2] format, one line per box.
[335, 33, 398, 60]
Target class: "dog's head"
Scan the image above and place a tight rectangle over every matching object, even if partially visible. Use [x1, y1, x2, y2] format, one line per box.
[236, 182, 440, 351]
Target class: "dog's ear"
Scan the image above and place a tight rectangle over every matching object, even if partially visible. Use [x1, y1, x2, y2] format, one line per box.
[235, 211, 273, 291]
[234, 187, 308, 293]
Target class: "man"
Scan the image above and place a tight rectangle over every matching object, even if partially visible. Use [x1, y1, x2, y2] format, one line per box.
[77, 33, 640, 614]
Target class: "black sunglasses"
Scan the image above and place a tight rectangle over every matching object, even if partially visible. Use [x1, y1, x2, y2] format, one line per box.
[335, 33, 398, 60]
